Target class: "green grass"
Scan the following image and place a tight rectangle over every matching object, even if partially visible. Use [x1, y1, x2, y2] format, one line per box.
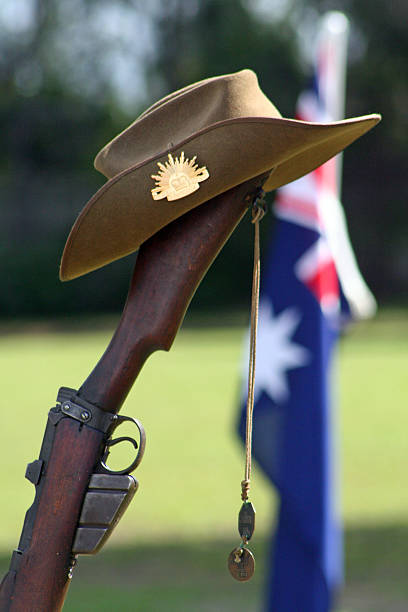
[0, 310, 407, 610]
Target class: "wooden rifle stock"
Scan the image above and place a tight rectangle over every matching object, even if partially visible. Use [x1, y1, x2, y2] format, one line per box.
[0, 173, 268, 611]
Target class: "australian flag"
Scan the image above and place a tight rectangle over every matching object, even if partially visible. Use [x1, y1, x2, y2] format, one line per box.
[238, 12, 375, 612]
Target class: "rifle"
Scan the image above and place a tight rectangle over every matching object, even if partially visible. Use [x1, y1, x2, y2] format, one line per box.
[0, 172, 269, 612]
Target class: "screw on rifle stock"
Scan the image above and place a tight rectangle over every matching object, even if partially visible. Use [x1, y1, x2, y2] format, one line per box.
[62, 401, 91, 423]
[67, 556, 77, 580]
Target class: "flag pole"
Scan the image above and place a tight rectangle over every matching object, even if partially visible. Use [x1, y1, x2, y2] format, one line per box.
[315, 11, 350, 198]
[316, 11, 377, 319]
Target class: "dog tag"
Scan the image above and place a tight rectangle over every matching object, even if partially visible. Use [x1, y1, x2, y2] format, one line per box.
[238, 501, 255, 542]
[227, 547, 255, 582]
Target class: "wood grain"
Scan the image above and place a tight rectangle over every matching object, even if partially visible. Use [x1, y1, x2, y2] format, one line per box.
[0, 172, 269, 611]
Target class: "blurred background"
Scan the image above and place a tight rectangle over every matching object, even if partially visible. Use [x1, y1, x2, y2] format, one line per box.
[0, 1, 407, 611]
[1, 0, 407, 315]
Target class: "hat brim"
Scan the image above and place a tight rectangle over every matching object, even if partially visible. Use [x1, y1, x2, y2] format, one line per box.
[60, 114, 380, 281]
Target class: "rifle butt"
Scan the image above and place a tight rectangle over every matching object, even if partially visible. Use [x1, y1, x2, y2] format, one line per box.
[79, 173, 268, 411]
[1, 173, 269, 611]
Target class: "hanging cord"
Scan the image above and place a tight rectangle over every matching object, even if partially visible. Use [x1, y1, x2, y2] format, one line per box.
[241, 189, 267, 502]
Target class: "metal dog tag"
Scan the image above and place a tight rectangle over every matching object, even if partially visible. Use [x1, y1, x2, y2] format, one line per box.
[227, 547, 255, 582]
[238, 501, 255, 542]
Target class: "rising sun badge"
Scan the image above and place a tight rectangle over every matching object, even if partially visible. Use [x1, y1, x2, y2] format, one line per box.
[151, 152, 209, 201]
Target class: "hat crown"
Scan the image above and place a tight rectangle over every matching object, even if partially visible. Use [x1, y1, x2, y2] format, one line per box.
[95, 69, 281, 179]
[60, 67, 380, 281]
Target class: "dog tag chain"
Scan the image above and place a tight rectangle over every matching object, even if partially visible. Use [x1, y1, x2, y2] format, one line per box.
[228, 502, 256, 581]
[228, 190, 266, 582]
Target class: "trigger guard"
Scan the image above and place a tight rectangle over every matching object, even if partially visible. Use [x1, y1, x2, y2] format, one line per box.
[99, 415, 146, 476]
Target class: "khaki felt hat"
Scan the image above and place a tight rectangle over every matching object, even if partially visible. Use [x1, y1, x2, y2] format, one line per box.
[60, 69, 380, 281]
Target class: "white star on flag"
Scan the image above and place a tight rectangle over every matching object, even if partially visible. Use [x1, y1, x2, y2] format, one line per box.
[243, 299, 311, 404]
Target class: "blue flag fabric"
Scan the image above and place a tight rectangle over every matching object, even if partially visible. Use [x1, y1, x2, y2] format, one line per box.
[236, 10, 378, 606]
[238, 214, 343, 611]
[237, 12, 377, 609]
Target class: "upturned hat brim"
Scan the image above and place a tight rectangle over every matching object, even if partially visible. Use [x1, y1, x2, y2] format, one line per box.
[60, 69, 381, 281]
[60, 112, 379, 281]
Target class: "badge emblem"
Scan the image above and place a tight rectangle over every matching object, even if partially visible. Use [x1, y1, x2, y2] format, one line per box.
[151, 152, 209, 202]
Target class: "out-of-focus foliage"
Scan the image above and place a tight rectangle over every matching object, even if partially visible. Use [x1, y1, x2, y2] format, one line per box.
[0, 0, 406, 316]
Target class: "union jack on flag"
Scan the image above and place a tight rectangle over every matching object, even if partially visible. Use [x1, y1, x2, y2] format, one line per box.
[238, 12, 375, 612]
[275, 57, 376, 322]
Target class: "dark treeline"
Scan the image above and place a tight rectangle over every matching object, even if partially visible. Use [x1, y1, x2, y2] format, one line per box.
[1, 0, 406, 317]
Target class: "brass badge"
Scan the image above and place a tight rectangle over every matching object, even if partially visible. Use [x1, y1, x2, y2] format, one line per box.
[227, 547, 255, 582]
[151, 152, 209, 202]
